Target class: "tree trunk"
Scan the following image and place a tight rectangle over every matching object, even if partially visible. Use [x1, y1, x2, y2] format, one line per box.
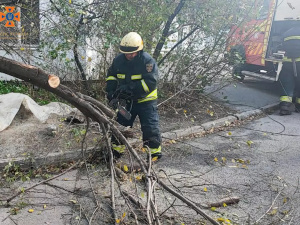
[0, 56, 109, 123]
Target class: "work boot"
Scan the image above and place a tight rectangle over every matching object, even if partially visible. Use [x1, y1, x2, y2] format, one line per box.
[295, 98, 300, 113]
[295, 103, 300, 113]
[279, 101, 295, 116]
[150, 153, 162, 161]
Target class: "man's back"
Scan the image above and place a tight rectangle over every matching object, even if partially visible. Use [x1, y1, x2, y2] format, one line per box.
[282, 26, 300, 58]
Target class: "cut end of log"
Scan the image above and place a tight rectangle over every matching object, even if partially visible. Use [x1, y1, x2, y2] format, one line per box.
[48, 75, 60, 88]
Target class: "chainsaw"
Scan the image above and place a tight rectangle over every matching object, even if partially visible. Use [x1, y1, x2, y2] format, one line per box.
[109, 94, 132, 121]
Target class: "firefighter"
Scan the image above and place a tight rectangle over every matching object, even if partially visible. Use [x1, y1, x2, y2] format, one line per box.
[106, 32, 162, 160]
[279, 25, 300, 115]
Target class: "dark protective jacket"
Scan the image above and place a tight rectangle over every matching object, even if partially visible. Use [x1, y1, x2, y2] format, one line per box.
[282, 26, 300, 60]
[106, 51, 158, 103]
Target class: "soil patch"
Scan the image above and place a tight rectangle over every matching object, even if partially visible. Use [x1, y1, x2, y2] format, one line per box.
[0, 93, 236, 160]
[158, 93, 236, 132]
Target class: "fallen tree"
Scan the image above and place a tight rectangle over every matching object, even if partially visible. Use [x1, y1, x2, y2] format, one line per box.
[0, 56, 221, 225]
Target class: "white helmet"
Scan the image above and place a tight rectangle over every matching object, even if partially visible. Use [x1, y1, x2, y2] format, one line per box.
[119, 32, 143, 53]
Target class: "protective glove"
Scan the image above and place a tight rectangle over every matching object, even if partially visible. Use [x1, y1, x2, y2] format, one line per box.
[109, 98, 118, 110]
[107, 92, 114, 102]
[116, 85, 133, 99]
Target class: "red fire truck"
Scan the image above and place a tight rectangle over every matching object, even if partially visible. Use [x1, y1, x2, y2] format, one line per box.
[228, 0, 300, 81]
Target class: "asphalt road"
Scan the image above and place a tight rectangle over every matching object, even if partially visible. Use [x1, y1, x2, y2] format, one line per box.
[161, 108, 300, 224]
[205, 77, 282, 112]
[158, 77, 300, 224]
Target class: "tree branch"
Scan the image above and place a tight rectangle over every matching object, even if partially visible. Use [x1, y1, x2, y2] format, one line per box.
[153, 0, 186, 60]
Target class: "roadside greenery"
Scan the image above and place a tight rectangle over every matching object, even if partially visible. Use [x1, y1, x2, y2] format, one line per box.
[0, 80, 60, 105]
[0, 0, 258, 96]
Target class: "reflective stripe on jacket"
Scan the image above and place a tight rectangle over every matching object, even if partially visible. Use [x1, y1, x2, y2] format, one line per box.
[106, 51, 159, 103]
[282, 27, 300, 59]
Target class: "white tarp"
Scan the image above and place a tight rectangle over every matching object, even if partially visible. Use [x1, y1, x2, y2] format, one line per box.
[0, 93, 75, 132]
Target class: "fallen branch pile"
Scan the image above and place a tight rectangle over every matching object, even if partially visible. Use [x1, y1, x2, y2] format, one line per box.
[0, 56, 223, 224]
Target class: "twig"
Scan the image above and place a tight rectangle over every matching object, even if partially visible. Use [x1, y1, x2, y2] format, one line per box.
[159, 199, 176, 217]
[76, 203, 83, 225]
[82, 94, 115, 119]
[115, 175, 140, 224]
[9, 216, 18, 225]
[158, 180, 220, 225]
[206, 196, 240, 208]
[145, 147, 161, 225]
[100, 123, 117, 225]
[157, 77, 197, 107]
[146, 150, 153, 224]
[255, 189, 283, 224]
[114, 166, 127, 180]
[6, 162, 79, 203]
[44, 182, 76, 194]
[150, 180, 161, 225]
[89, 206, 100, 225]
[122, 190, 145, 211]
[80, 117, 101, 225]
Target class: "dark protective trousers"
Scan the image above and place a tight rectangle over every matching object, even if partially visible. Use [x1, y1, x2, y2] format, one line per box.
[112, 100, 161, 151]
[279, 62, 300, 99]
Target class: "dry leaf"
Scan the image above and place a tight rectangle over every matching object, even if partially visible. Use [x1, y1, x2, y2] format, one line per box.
[246, 140, 253, 147]
[269, 208, 278, 215]
[242, 164, 248, 169]
[237, 159, 245, 163]
[70, 200, 77, 204]
[283, 197, 287, 203]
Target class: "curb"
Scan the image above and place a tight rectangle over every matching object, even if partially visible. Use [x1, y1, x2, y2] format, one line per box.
[0, 102, 279, 169]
